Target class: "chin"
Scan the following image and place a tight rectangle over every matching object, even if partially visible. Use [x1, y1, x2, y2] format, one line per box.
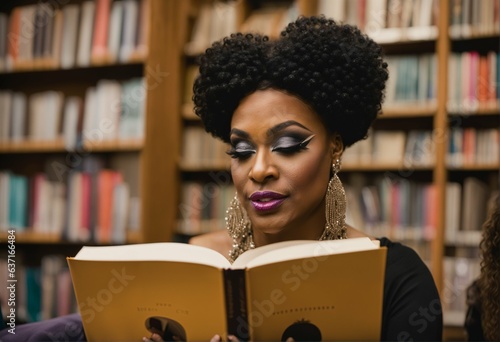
[251, 220, 288, 236]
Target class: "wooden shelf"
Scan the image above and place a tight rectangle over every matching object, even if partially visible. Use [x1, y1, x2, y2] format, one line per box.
[0, 139, 144, 153]
[448, 108, 500, 116]
[448, 164, 500, 171]
[180, 163, 231, 172]
[83, 139, 144, 152]
[342, 163, 434, 172]
[0, 139, 66, 153]
[443, 325, 466, 342]
[0, 230, 144, 244]
[450, 32, 500, 41]
[382, 106, 437, 118]
[0, 61, 145, 76]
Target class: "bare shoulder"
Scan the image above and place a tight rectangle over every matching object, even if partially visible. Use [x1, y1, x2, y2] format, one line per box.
[188, 230, 232, 258]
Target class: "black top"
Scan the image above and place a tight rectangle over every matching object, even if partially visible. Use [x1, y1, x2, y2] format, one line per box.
[379, 237, 443, 341]
[464, 280, 486, 341]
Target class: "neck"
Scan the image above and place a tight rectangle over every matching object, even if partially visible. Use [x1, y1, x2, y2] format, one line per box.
[252, 220, 326, 247]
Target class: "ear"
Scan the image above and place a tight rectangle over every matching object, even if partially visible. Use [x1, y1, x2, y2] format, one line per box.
[329, 133, 344, 162]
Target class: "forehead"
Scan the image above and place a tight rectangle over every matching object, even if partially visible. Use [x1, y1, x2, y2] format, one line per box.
[230, 89, 327, 134]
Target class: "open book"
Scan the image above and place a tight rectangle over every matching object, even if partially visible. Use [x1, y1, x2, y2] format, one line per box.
[67, 237, 387, 341]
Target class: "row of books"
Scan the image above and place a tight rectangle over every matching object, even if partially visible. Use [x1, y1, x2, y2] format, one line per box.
[177, 182, 235, 235]
[449, 0, 500, 39]
[384, 54, 437, 110]
[185, 0, 442, 57]
[0, 78, 145, 148]
[445, 181, 496, 246]
[345, 176, 495, 257]
[342, 130, 435, 167]
[185, 1, 298, 55]
[318, 0, 438, 43]
[448, 51, 500, 113]
[185, 0, 239, 56]
[0, 167, 139, 244]
[0, 255, 76, 323]
[181, 126, 229, 169]
[344, 175, 437, 243]
[448, 128, 500, 167]
[0, 0, 149, 72]
[442, 256, 480, 326]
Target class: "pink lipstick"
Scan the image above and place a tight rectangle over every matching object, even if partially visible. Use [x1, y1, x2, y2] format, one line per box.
[249, 191, 286, 212]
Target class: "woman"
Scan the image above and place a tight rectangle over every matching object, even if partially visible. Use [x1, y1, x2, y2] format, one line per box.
[465, 192, 500, 341]
[186, 15, 441, 341]
[0, 16, 442, 342]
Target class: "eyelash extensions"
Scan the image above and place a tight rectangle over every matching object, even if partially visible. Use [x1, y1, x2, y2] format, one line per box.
[226, 134, 315, 159]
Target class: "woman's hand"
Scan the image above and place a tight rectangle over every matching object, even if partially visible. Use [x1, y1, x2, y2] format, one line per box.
[142, 333, 236, 342]
[210, 335, 239, 342]
[143, 333, 165, 342]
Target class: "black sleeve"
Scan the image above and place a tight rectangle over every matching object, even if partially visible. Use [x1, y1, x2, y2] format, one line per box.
[380, 238, 443, 341]
[464, 280, 485, 341]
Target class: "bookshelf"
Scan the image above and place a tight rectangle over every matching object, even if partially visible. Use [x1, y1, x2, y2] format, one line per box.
[0, 0, 186, 321]
[178, 0, 499, 339]
[0, 0, 498, 334]
[441, 0, 500, 331]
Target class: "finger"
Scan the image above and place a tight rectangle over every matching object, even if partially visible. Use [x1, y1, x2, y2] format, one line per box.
[148, 333, 164, 342]
[228, 335, 240, 342]
[210, 334, 222, 342]
[286, 338, 295, 342]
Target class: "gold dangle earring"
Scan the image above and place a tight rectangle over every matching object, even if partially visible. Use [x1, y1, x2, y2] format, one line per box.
[320, 159, 347, 240]
[226, 193, 254, 262]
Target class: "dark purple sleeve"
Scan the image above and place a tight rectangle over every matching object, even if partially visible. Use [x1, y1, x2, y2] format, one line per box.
[0, 314, 86, 342]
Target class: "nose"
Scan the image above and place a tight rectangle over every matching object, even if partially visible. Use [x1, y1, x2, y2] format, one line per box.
[248, 149, 279, 183]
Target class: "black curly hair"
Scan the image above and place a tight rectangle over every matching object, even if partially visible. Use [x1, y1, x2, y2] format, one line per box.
[193, 16, 388, 147]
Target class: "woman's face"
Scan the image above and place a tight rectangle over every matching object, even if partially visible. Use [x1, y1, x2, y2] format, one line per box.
[229, 89, 341, 244]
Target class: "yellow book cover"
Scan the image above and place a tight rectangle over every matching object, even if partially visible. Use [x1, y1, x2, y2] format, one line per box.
[67, 237, 386, 341]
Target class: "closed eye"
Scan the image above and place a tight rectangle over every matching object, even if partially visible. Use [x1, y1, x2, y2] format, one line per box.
[271, 134, 315, 154]
[226, 141, 256, 159]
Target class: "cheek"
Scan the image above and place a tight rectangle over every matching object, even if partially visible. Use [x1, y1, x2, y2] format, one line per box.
[287, 152, 330, 192]
[230, 159, 247, 193]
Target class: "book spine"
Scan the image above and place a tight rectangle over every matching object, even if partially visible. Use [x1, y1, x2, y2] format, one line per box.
[223, 269, 249, 341]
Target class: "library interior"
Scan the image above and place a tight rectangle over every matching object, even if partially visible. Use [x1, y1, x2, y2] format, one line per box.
[0, 0, 499, 341]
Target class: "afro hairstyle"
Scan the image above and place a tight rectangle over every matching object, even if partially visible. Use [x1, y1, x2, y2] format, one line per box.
[193, 15, 388, 147]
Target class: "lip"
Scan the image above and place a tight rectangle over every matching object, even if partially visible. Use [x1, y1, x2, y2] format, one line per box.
[249, 191, 286, 212]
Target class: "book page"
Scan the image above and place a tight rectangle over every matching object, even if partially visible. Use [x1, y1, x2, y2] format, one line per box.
[231, 240, 315, 269]
[242, 237, 380, 269]
[73, 242, 231, 268]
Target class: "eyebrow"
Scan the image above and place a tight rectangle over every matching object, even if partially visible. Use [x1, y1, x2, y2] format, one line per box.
[229, 120, 312, 140]
[267, 120, 312, 137]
